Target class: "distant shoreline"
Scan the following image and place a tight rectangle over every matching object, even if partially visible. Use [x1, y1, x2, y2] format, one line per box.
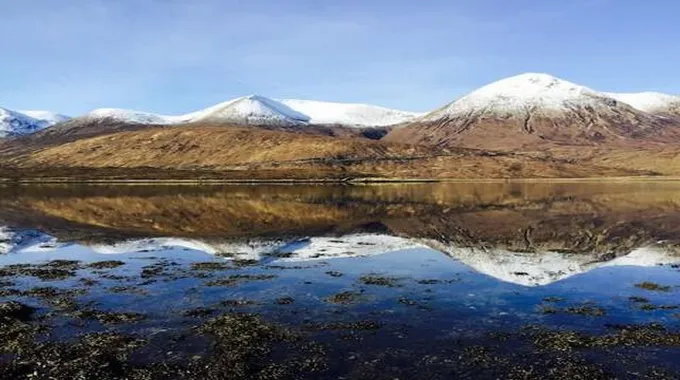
[2, 175, 680, 185]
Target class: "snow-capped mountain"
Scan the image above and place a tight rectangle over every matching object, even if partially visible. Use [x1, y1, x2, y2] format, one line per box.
[605, 92, 680, 115]
[384, 73, 678, 149]
[81, 95, 419, 129]
[279, 99, 422, 127]
[0, 107, 69, 138]
[421, 73, 618, 119]
[86, 108, 176, 125]
[18, 110, 70, 125]
[186, 95, 310, 126]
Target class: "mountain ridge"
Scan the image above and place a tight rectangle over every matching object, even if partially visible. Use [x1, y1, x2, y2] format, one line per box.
[79, 95, 421, 129]
[384, 73, 680, 150]
[0, 107, 71, 138]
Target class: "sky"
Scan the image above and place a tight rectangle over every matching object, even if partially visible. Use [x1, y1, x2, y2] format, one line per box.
[1, 0, 679, 116]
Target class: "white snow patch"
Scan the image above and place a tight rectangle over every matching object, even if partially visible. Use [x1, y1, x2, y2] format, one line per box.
[0, 108, 52, 137]
[18, 110, 70, 125]
[86, 108, 179, 125]
[82, 96, 418, 128]
[279, 99, 422, 127]
[185, 95, 310, 126]
[422, 73, 621, 120]
[604, 92, 680, 113]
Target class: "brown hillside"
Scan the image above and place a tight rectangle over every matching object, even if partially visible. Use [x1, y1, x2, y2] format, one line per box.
[383, 109, 680, 151]
[4, 125, 646, 179]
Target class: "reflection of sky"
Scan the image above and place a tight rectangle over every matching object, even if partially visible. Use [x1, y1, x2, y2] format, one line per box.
[3, 241, 679, 338]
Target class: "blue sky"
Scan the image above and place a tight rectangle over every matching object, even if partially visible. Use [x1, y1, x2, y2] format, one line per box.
[1, 0, 678, 115]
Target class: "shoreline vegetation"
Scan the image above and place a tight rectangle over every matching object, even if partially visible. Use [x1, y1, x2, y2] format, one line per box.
[1, 175, 680, 185]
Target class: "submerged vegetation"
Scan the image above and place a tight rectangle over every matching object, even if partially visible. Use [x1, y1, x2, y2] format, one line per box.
[0, 182, 679, 378]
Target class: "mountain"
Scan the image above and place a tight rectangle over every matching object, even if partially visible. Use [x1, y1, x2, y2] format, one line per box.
[278, 99, 422, 127]
[185, 95, 310, 126]
[85, 108, 175, 124]
[384, 73, 680, 150]
[19, 110, 70, 126]
[0, 108, 69, 138]
[604, 92, 680, 116]
[80, 95, 418, 129]
[3, 124, 642, 180]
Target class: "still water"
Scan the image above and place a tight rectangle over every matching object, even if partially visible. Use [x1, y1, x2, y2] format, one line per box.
[0, 182, 679, 379]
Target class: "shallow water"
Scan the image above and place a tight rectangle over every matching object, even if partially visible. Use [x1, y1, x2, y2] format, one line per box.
[1, 182, 680, 379]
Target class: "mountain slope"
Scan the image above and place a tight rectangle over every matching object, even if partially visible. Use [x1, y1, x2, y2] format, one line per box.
[78, 96, 418, 129]
[185, 95, 310, 126]
[279, 99, 421, 127]
[19, 110, 70, 125]
[604, 92, 680, 116]
[0, 108, 68, 138]
[384, 73, 680, 150]
[3, 124, 644, 180]
[85, 108, 175, 124]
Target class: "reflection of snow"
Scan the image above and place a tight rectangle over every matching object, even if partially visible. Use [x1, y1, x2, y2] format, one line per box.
[89, 234, 424, 262]
[275, 234, 425, 261]
[429, 241, 680, 287]
[0, 227, 62, 254]
[1, 225, 678, 287]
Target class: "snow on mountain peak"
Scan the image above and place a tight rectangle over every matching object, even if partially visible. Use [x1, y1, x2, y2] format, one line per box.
[424, 72, 612, 120]
[279, 99, 422, 127]
[80, 96, 418, 129]
[18, 110, 70, 125]
[86, 108, 176, 125]
[604, 91, 680, 113]
[186, 95, 310, 126]
[0, 107, 63, 138]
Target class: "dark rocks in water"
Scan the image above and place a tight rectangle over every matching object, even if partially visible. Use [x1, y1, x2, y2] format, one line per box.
[87, 260, 125, 270]
[182, 307, 217, 318]
[190, 261, 233, 271]
[0, 301, 35, 321]
[275, 297, 295, 305]
[72, 309, 146, 325]
[325, 291, 364, 305]
[206, 274, 277, 287]
[0, 262, 79, 281]
[358, 274, 400, 287]
[635, 282, 672, 292]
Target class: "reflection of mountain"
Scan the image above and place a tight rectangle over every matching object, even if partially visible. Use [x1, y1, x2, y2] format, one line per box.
[1, 182, 680, 285]
[0, 228, 423, 263]
[88, 234, 424, 262]
[2, 183, 680, 251]
[0, 226, 60, 254]
[1, 225, 677, 287]
[429, 243, 679, 286]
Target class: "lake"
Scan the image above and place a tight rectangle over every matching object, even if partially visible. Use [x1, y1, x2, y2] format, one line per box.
[1, 182, 679, 379]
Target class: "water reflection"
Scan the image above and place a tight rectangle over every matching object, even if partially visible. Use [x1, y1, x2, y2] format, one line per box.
[2, 182, 680, 378]
[1, 182, 679, 286]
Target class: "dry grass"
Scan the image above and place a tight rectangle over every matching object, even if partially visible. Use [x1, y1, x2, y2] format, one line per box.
[3, 182, 680, 254]
[0, 125, 655, 180]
